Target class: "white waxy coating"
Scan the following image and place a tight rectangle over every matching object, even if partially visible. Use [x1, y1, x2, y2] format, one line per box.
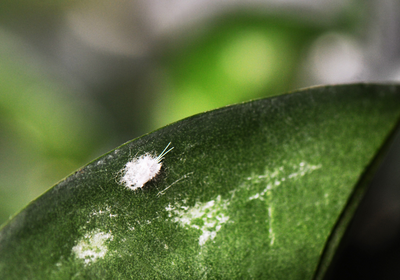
[72, 230, 113, 265]
[120, 143, 173, 191]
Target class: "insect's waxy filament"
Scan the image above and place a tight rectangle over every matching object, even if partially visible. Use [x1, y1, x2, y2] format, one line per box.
[157, 142, 174, 163]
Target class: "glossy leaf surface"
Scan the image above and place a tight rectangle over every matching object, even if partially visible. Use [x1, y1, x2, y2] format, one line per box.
[1, 84, 400, 279]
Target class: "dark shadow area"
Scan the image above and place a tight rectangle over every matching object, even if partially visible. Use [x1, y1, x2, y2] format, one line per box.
[325, 127, 400, 279]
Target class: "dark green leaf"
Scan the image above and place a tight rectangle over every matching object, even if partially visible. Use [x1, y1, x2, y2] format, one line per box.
[1, 84, 400, 279]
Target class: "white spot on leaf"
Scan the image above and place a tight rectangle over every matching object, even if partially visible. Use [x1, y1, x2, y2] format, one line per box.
[247, 162, 321, 201]
[166, 195, 230, 246]
[72, 230, 113, 265]
[268, 206, 275, 245]
[90, 205, 118, 218]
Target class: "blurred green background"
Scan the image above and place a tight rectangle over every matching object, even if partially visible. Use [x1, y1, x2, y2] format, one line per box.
[1, 1, 400, 277]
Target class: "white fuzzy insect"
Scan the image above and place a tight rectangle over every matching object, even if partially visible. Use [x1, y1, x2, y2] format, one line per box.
[119, 143, 174, 191]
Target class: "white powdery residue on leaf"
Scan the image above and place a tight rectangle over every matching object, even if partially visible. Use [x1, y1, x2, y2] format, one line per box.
[248, 193, 262, 201]
[72, 230, 113, 265]
[268, 206, 275, 245]
[119, 143, 173, 191]
[287, 161, 321, 179]
[166, 195, 230, 246]
[90, 205, 118, 219]
[247, 161, 322, 201]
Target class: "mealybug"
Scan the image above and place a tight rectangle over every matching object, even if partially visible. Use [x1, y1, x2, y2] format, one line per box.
[119, 143, 174, 191]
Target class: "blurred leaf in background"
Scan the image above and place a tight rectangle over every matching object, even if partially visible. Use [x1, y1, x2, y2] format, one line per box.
[153, 14, 323, 128]
[0, 29, 112, 224]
